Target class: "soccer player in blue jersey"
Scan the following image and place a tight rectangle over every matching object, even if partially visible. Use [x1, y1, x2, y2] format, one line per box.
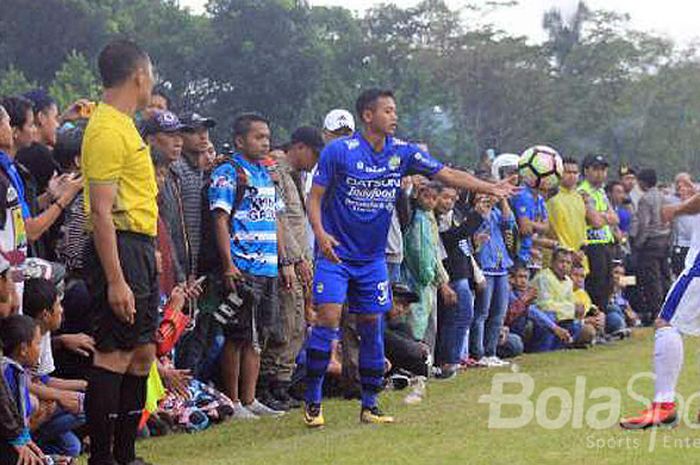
[304, 88, 519, 427]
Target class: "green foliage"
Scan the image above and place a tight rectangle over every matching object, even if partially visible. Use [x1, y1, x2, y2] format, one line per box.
[0, 65, 36, 97]
[48, 51, 100, 110]
[0, 0, 698, 177]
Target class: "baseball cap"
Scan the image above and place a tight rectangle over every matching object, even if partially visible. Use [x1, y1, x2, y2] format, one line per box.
[582, 154, 609, 169]
[142, 110, 185, 136]
[323, 109, 355, 133]
[180, 112, 216, 131]
[391, 283, 419, 304]
[290, 126, 324, 152]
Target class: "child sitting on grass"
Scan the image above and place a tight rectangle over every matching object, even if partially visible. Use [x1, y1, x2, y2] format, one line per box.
[571, 265, 607, 344]
[22, 278, 85, 460]
[1, 314, 72, 465]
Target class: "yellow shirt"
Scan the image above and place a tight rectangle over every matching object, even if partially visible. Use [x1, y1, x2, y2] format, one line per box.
[533, 268, 576, 321]
[81, 103, 158, 237]
[573, 288, 593, 319]
[547, 186, 589, 273]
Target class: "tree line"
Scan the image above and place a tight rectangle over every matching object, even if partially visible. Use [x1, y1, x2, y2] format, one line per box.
[1, 0, 698, 178]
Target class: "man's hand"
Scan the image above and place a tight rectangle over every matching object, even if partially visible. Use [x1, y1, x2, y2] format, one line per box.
[108, 279, 135, 325]
[574, 303, 586, 320]
[295, 259, 313, 289]
[553, 325, 573, 343]
[57, 391, 81, 415]
[223, 263, 243, 292]
[317, 230, 341, 264]
[473, 231, 490, 248]
[489, 176, 521, 199]
[161, 366, 192, 399]
[661, 204, 680, 224]
[58, 333, 95, 358]
[281, 264, 296, 291]
[14, 442, 44, 465]
[439, 283, 458, 308]
[169, 285, 187, 311]
[523, 287, 538, 305]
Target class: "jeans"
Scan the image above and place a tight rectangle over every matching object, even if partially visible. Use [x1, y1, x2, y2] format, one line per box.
[497, 333, 524, 359]
[438, 279, 474, 365]
[606, 308, 627, 334]
[470, 274, 510, 359]
[387, 262, 402, 284]
[35, 409, 85, 457]
[585, 244, 614, 311]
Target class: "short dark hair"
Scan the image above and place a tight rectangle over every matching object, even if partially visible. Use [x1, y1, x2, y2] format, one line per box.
[355, 88, 395, 121]
[98, 39, 150, 88]
[23, 89, 57, 115]
[23, 278, 58, 319]
[0, 96, 33, 129]
[0, 314, 38, 356]
[54, 124, 85, 170]
[510, 262, 529, 276]
[551, 247, 573, 263]
[232, 113, 269, 140]
[637, 168, 657, 188]
[562, 156, 579, 166]
[151, 85, 172, 110]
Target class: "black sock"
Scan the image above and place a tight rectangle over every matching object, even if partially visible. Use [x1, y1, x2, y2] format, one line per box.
[114, 373, 148, 465]
[86, 366, 123, 465]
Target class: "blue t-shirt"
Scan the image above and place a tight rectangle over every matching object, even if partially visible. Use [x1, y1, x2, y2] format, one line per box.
[511, 186, 548, 264]
[616, 206, 632, 234]
[313, 133, 443, 262]
[209, 154, 282, 278]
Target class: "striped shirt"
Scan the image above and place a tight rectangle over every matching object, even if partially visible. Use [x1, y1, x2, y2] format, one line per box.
[171, 156, 204, 274]
[209, 154, 282, 278]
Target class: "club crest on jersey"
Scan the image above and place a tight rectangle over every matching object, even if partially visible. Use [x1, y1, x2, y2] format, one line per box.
[345, 139, 360, 150]
[389, 156, 401, 171]
[356, 161, 365, 170]
[316, 282, 324, 294]
[377, 281, 389, 305]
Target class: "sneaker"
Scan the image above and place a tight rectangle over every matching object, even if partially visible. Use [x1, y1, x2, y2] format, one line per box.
[404, 376, 426, 405]
[620, 402, 678, 430]
[483, 356, 510, 368]
[244, 399, 286, 417]
[360, 406, 395, 424]
[434, 365, 457, 380]
[303, 403, 325, 428]
[232, 401, 259, 420]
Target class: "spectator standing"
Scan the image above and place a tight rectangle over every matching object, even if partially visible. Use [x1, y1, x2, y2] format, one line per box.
[630, 168, 671, 324]
[670, 173, 696, 277]
[546, 156, 588, 272]
[578, 154, 618, 311]
[172, 112, 216, 277]
[81, 40, 159, 465]
[511, 173, 549, 272]
[208, 113, 286, 419]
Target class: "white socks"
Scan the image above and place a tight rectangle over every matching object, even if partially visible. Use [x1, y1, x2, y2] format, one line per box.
[653, 326, 684, 403]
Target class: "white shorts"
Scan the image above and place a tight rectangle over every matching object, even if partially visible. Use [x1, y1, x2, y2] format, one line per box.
[660, 251, 700, 336]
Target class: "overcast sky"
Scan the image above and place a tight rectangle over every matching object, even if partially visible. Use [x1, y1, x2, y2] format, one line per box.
[178, 0, 700, 46]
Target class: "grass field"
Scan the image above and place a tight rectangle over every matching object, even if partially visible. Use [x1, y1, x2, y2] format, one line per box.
[130, 328, 700, 465]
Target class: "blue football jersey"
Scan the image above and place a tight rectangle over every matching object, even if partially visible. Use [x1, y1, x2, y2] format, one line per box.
[313, 133, 443, 262]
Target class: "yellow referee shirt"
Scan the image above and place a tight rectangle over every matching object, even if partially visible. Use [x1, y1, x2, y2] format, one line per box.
[81, 103, 158, 237]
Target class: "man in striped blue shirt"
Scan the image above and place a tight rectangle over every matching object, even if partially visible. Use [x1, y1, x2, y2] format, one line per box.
[208, 113, 292, 419]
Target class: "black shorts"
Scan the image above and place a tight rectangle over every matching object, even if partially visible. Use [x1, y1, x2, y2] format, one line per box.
[87, 231, 159, 352]
[214, 273, 279, 345]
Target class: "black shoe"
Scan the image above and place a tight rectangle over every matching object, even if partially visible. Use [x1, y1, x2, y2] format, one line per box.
[259, 389, 290, 412]
[272, 382, 301, 409]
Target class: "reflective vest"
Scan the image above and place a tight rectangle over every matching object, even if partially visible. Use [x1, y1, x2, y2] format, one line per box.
[578, 180, 614, 245]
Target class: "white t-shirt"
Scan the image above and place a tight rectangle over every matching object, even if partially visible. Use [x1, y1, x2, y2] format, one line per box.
[36, 331, 55, 376]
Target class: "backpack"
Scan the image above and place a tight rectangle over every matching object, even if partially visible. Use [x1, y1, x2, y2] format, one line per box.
[197, 158, 248, 275]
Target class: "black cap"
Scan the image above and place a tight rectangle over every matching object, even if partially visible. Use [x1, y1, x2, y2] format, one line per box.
[290, 126, 324, 152]
[391, 283, 419, 304]
[180, 112, 216, 131]
[582, 154, 609, 169]
[141, 110, 185, 137]
[619, 164, 636, 178]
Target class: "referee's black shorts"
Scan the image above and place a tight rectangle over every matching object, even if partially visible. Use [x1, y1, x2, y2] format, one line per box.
[87, 231, 159, 352]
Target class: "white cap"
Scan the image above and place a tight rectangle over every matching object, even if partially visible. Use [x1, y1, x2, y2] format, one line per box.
[492, 153, 520, 181]
[323, 109, 355, 133]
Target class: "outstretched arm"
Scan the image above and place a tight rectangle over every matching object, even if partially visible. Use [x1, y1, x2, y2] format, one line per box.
[433, 167, 519, 199]
[662, 193, 700, 223]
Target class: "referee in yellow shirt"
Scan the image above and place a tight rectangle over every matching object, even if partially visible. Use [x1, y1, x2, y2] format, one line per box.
[82, 40, 158, 465]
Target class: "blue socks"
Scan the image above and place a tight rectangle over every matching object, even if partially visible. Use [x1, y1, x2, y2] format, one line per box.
[304, 326, 340, 405]
[358, 317, 385, 409]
